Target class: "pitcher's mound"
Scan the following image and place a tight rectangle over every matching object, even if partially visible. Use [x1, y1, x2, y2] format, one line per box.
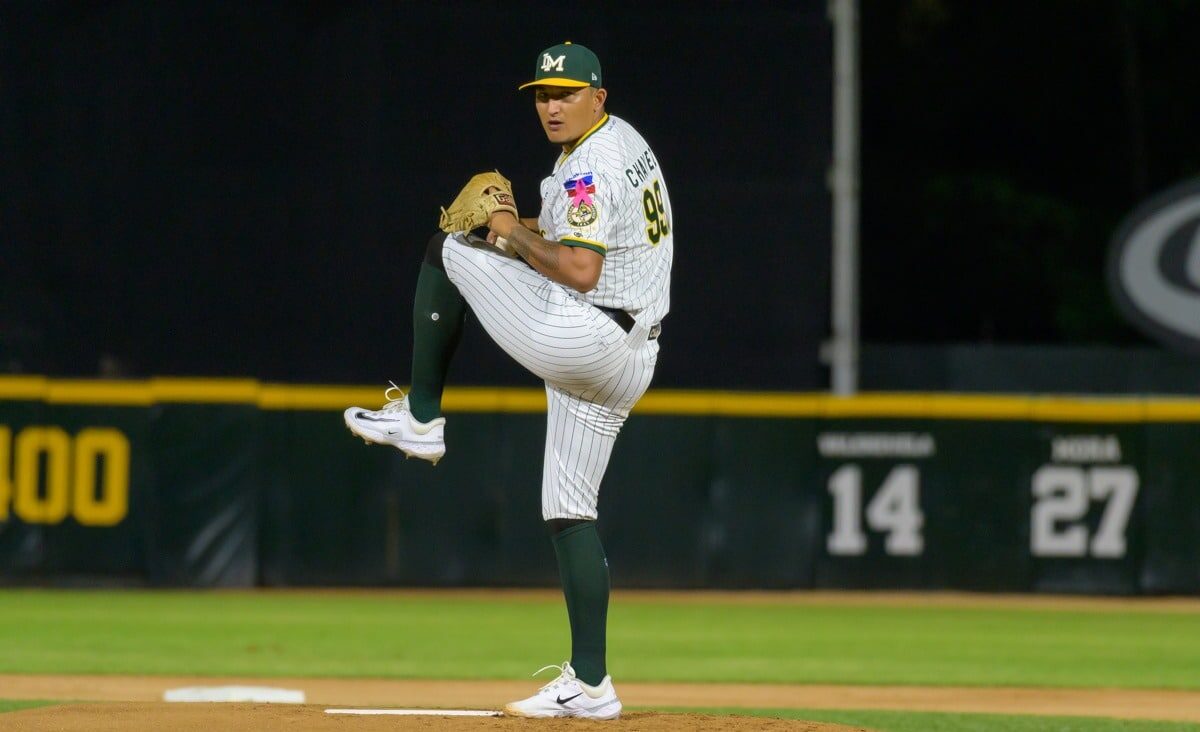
[5, 703, 865, 731]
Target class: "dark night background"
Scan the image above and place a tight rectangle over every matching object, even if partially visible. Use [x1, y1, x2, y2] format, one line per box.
[861, 0, 1200, 346]
[2, 1, 1199, 389]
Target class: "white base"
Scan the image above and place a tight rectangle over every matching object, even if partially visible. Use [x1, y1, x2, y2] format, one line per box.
[164, 686, 305, 703]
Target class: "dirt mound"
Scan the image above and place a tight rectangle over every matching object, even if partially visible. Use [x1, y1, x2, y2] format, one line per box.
[2, 703, 862, 731]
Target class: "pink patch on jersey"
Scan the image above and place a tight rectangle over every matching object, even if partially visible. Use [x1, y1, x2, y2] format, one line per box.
[564, 175, 596, 208]
[571, 178, 595, 207]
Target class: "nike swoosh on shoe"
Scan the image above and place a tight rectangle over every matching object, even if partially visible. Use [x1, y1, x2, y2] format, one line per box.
[355, 414, 400, 423]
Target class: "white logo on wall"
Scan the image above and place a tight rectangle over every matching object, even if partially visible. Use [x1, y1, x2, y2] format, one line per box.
[541, 54, 566, 72]
[1108, 177, 1200, 356]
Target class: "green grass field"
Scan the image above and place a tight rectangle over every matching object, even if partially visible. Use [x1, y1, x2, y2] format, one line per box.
[0, 701, 53, 713]
[1, 589, 1198, 731]
[726, 709, 1200, 732]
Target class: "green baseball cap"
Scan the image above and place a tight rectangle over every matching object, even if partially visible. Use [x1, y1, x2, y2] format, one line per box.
[518, 42, 602, 90]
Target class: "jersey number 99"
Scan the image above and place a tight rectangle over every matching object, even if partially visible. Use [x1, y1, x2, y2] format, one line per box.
[642, 180, 670, 245]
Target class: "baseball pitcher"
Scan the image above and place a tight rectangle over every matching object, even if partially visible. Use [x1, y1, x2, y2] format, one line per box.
[345, 41, 673, 720]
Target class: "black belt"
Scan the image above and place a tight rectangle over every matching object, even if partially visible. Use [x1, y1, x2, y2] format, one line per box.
[596, 306, 660, 340]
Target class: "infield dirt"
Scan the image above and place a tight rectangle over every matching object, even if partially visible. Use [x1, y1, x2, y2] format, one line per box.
[3, 674, 1200, 725]
[0, 703, 862, 731]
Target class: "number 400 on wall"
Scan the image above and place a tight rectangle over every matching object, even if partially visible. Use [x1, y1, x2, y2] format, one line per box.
[0, 425, 130, 526]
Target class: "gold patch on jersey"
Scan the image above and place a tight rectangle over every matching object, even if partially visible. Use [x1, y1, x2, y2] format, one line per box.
[567, 201, 598, 227]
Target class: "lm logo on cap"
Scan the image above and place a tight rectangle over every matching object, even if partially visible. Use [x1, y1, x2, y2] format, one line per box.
[541, 53, 566, 72]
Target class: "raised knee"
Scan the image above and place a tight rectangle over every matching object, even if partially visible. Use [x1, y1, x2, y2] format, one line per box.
[425, 231, 448, 270]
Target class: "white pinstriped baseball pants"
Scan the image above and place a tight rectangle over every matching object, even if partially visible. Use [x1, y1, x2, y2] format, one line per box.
[441, 234, 658, 520]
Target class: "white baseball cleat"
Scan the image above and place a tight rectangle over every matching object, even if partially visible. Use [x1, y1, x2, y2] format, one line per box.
[503, 662, 621, 720]
[343, 382, 446, 464]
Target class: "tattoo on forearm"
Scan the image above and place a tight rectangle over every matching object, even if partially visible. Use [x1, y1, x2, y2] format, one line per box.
[507, 225, 560, 271]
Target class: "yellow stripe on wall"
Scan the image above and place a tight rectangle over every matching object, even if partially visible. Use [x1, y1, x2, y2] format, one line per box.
[150, 378, 261, 403]
[45, 380, 155, 406]
[0, 376, 48, 400]
[636, 390, 824, 417]
[0, 376, 1199, 422]
[258, 383, 383, 411]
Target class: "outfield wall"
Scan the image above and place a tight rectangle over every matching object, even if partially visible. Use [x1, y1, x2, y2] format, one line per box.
[1, 377, 1199, 594]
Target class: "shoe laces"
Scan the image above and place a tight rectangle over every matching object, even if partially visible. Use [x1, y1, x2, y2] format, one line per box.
[379, 381, 408, 414]
[532, 661, 576, 693]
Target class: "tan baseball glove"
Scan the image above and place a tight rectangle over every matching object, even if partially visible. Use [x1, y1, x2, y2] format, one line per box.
[438, 171, 518, 234]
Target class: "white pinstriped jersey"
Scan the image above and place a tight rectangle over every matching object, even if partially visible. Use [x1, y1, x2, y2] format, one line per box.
[537, 114, 673, 329]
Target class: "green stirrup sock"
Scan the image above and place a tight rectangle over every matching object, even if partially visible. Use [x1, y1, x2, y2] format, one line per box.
[552, 521, 610, 687]
[408, 262, 466, 423]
